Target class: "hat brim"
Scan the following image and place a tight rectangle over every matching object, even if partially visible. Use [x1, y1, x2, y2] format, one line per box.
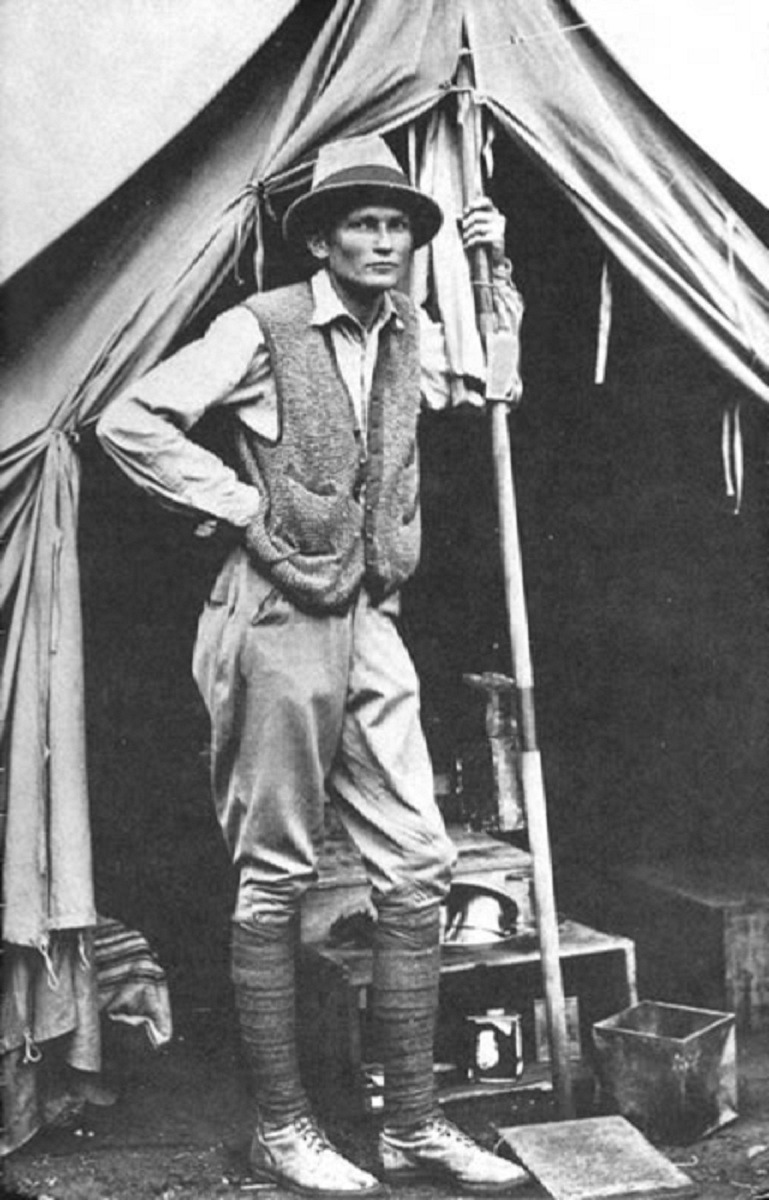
[283, 180, 443, 250]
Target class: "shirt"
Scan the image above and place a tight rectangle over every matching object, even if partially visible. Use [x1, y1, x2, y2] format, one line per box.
[97, 266, 519, 529]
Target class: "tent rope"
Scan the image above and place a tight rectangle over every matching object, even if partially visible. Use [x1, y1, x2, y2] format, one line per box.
[259, 159, 315, 200]
[509, 20, 589, 46]
[232, 182, 260, 287]
[460, 21, 591, 54]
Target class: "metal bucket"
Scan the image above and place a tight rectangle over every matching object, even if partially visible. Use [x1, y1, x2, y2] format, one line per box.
[592, 1000, 737, 1143]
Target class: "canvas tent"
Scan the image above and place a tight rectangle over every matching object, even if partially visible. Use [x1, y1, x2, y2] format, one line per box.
[2, 0, 769, 1152]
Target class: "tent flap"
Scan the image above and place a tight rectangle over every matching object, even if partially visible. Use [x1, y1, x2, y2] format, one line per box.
[2, 435, 95, 947]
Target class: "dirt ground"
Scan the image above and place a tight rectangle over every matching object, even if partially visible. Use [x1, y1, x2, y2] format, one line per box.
[4, 1004, 769, 1200]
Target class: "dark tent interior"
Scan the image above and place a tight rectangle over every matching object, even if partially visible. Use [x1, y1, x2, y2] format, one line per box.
[29, 120, 764, 1015]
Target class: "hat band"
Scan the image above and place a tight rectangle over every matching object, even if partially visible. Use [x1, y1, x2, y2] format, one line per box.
[312, 163, 413, 193]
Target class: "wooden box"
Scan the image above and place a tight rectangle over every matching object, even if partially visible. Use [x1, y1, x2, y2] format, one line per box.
[298, 918, 637, 1112]
[606, 857, 769, 1030]
[300, 825, 534, 944]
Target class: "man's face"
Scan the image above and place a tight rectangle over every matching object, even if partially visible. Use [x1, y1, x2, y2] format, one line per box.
[309, 205, 414, 300]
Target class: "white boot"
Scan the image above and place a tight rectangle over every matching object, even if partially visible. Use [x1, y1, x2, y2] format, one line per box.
[379, 1112, 530, 1194]
[251, 1115, 384, 1196]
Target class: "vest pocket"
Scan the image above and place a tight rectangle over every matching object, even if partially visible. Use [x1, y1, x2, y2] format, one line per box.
[273, 475, 349, 556]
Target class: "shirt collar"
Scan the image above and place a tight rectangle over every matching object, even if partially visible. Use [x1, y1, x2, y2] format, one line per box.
[310, 268, 402, 334]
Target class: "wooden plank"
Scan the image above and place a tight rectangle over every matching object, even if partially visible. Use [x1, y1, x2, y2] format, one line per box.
[500, 1116, 697, 1200]
[301, 826, 534, 943]
[311, 921, 636, 989]
[621, 856, 769, 910]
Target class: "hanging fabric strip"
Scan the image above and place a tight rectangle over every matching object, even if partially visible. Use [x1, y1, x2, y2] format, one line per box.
[721, 402, 744, 514]
[732, 403, 744, 514]
[78, 930, 91, 970]
[22, 1029, 42, 1065]
[407, 123, 418, 185]
[723, 211, 752, 514]
[230, 183, 258, 288]
[253, 184, 266, 292]
[482, 121, 495, 182]
[595, 259, 613, 385]
[38, 935, 61, 992]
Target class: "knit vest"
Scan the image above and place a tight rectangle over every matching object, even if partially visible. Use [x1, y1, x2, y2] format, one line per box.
[236, 281, 422, 612]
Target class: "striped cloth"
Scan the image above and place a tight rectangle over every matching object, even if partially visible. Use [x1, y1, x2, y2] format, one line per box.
[94, 917, 172, 1048]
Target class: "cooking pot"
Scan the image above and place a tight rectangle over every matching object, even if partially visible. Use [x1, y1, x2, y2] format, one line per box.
[442, 881, 518, 948]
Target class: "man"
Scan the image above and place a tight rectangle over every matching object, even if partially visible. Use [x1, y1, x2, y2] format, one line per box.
[97, 135, 528, 1196]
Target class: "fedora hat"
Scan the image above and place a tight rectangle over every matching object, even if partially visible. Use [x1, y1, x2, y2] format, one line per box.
[282, 134, 443, 250]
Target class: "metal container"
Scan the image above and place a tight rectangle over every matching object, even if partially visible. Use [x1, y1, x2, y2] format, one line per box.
[466, 1008, 523, 1082]
[592, 1000, 737, 1143]
[442, 882, 518, 949]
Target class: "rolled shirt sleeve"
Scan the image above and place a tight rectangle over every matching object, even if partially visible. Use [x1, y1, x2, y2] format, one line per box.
[418, 258, 524, 410]
[96, 305, 269, 527]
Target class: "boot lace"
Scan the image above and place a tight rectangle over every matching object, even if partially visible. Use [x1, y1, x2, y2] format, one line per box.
[388, 1112, 479, 1150]
[423, 1114, 479, 1149]
[293, 1116, 336, 1156]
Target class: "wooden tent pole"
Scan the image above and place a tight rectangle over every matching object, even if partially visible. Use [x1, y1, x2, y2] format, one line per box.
[455, 48, 575, 1119]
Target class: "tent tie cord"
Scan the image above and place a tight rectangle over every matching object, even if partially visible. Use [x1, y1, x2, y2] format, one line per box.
[22, 1029, 42, 1066]
[37, 935, 61, 993]
[721, 203, 749, 515]
[595, 259, 613, 385]
[439, 81, 490, 107]
[231, 181, 262, 288]
[258, 159, 316, 211]
[78, 931, 91, 971]
[242, 165, 315, 289]
[48, 427, 79, 447]
[508, 21, 589, 46]
[463, 21, 591, 55]
[721, 402, 743, 515]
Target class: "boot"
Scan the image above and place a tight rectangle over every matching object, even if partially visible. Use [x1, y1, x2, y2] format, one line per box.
[379, 1112, 530, 1194]
[250, 1114, 383, 1196]
[372, 903, 531, 1194]
[233, 918, 382, 1195]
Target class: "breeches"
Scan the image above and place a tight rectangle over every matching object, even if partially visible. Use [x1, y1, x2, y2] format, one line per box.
[192, 549, 456, 923]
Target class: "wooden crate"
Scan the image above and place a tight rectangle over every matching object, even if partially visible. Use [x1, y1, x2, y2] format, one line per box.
[298, 919, 637, 1112]
[300, 825, 534, 944]
[607, 857, 769, 1030]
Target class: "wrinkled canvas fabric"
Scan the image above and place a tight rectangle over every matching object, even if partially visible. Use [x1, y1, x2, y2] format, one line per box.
[0, 920, 171, 1155]
[412, 107, 488, 408]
